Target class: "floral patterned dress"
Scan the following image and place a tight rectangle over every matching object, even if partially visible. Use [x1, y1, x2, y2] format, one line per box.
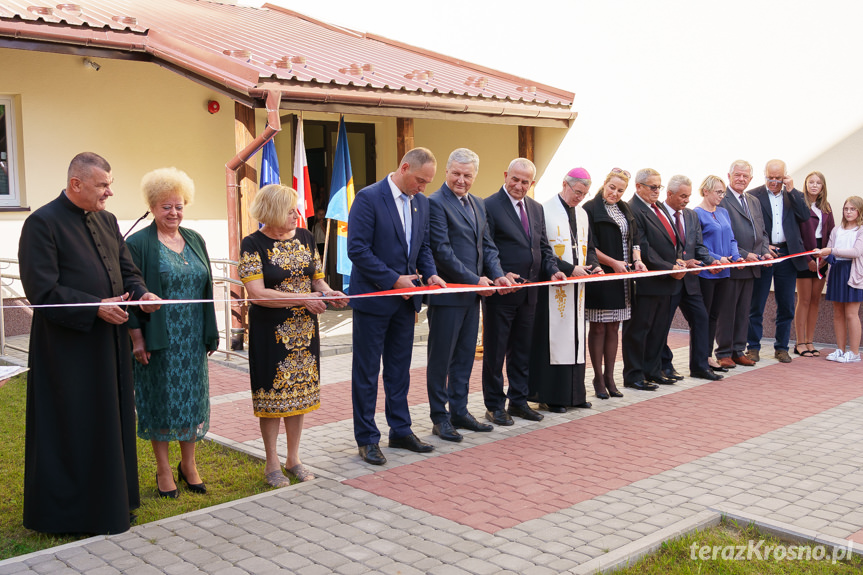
[238, 229, 324, 417]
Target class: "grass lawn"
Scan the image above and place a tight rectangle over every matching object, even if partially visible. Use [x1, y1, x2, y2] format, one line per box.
[0, 374, 284, 560]
[614, 520, 863, 574]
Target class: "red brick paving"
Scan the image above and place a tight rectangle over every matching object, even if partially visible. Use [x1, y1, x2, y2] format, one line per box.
[848, 529, 863, 545]
[345, 358, 863, 533]
[208, 330, 690, 442]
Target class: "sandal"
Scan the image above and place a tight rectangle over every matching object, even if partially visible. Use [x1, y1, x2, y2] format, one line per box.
[808, 343, 820, 357]
[264, 469, 291, 487]
[285, 464, 315, 482]
[794, 344, 815, 357]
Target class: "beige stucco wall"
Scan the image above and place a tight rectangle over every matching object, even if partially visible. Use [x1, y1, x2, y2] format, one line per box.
[0, 48, 236, 220]
[0, 47, 572, 270]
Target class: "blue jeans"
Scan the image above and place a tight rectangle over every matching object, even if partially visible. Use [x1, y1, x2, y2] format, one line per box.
[748, 252, 798, 351]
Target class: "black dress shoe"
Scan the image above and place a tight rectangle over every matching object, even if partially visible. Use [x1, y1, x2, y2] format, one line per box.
[389, 433, 435, 453]
[691, 370, 723, 381]
[507, 403, 544, 421]
[451, 413, 493, 432]
[711, 365, 729, 372]
[432, 420, 463, 442]
[661, 368, 684, 381]
[608, 389, 624, 397]
[358, 443, 387, 465]
[178, 462, 207, 494]
[156, 473, 179, 499]
[539, 403, 567, 413]
[595, 391, 610, 400]
[486, 409, 514, 426]
[573, 402, 592, 409]
[623, 380, 658, 391]
[646, 374, 676, 385]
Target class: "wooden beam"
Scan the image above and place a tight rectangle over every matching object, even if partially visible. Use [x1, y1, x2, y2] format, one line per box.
[234, 102, 258, 240]
[518, 125, 535, 162]
[397, 117, 414, 161]
[229, 102, 257, 350]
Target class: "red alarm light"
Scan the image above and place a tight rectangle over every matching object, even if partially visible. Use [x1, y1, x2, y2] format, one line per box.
[207, 100, 220, 114]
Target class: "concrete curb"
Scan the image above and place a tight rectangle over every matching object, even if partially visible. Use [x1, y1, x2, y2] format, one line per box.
[712, 504, 863, 558]
[572, 510, 721, 574]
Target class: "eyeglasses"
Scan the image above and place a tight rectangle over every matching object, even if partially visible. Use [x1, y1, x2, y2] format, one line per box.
[765, 177, 784, 182]
[713, 190, 727, 197]
[639, 184, 664, 192]
[611, 167, 631, 178]
[565, 181, 587, 196]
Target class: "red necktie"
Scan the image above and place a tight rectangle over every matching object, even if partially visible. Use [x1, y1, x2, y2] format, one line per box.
[674, 210, 684, 240]
[652, 204, 676, 246]
[517, 201, 530, 238]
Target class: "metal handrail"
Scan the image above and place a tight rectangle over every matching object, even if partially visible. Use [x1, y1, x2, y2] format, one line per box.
[1, 256, 247, 362]
[209, 259, 244, 361]
[0, 258, 25, 356]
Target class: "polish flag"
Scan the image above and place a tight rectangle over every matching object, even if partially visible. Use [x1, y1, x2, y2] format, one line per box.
[292, 116, 314, 228]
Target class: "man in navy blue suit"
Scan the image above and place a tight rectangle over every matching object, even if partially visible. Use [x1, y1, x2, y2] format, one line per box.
[347, 147, 447, 465]
[482, 158, 567, 426]
[747, 159, 810, 363]
[426, 148, 512, 442]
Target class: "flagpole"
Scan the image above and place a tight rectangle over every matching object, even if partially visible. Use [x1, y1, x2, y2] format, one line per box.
[322, 218, 331, 282]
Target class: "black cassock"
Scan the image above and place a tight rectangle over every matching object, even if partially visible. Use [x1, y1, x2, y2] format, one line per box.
[528, 198, 598, 407]
[19, 192, 148, 534]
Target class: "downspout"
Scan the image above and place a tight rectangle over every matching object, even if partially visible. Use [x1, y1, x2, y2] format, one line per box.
[225, 89, 282, 348]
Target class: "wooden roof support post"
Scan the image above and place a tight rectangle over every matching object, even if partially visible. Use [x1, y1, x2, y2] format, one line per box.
[397, 117, 414, 161]
[235, 102, 258, 240]
[225, 101, 257, 350]
[518, 125, 535, 197]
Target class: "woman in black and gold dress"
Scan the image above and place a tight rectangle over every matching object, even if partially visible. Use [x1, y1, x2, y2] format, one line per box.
[239, 185, 347, 486]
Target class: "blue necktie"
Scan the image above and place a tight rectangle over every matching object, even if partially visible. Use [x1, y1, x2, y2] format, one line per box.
[401, 194, 412, 247]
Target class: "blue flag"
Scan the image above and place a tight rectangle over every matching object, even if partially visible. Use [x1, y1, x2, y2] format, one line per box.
[259, 138, 280, 188]
[326, 117, 355, 289]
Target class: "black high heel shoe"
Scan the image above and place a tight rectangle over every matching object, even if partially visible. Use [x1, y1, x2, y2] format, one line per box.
[156, 473, 179, 499]
[178, 462, 207, 494]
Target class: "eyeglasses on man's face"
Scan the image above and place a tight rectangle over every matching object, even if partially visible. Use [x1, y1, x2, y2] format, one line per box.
[640, 184, 664, 192]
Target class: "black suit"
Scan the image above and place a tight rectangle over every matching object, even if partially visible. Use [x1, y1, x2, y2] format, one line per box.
[482, 187, 559, 411]
[659, 204, 714, 374]
[623, 195, 683, 384]
[426, 184, 504, 424]
[748, 185, 810, 352]
[716, 188, 770, 358]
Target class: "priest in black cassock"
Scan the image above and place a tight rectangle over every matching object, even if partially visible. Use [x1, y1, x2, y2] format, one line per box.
[528, 168, 601, 413]
[18, 152, 161, 534]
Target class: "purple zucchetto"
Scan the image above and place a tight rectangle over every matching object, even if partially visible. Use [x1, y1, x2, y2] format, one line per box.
[567, 167, 591, 180]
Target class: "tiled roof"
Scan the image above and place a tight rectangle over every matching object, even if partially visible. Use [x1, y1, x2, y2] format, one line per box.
[0, 0, 575, 120]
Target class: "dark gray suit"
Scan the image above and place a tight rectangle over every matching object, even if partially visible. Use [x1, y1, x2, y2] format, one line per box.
[426, 184, 504, 424]
[623, 196, 683, 384]
[715, 188, 769, 358]
[482, 187, 559, 411]
[660, 204, 714, 373]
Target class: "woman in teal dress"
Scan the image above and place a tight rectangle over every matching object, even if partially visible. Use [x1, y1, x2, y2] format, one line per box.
[127, 167, 219, 498]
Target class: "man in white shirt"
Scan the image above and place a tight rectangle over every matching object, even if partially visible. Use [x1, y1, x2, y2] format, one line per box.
[748, 159, 810, 363]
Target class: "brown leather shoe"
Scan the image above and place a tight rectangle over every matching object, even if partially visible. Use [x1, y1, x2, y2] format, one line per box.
[732, 353, 756, 366]
[745, 349, 760, 362]
[774, 349, 792, 363]
[717, 357, 737, 369]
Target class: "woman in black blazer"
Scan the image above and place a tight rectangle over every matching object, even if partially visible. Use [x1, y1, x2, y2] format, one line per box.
[583, 169, 641, 399]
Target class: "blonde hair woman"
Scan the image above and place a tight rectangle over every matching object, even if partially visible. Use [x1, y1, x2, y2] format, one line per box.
[127, 167, 219, 498]
[238, 185, 347, 486]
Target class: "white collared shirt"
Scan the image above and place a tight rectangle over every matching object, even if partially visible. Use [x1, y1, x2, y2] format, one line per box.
[663, 203, 684, 236]
[387, 173, 411, 232]
[504, 186, 528, 226]
[767, 190, 786, 243]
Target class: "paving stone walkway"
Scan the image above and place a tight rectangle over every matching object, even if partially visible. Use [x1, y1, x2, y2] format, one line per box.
[2, 325, 863, 574]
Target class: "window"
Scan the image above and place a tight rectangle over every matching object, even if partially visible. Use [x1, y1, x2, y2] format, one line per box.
[0, 96, 20, 207]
